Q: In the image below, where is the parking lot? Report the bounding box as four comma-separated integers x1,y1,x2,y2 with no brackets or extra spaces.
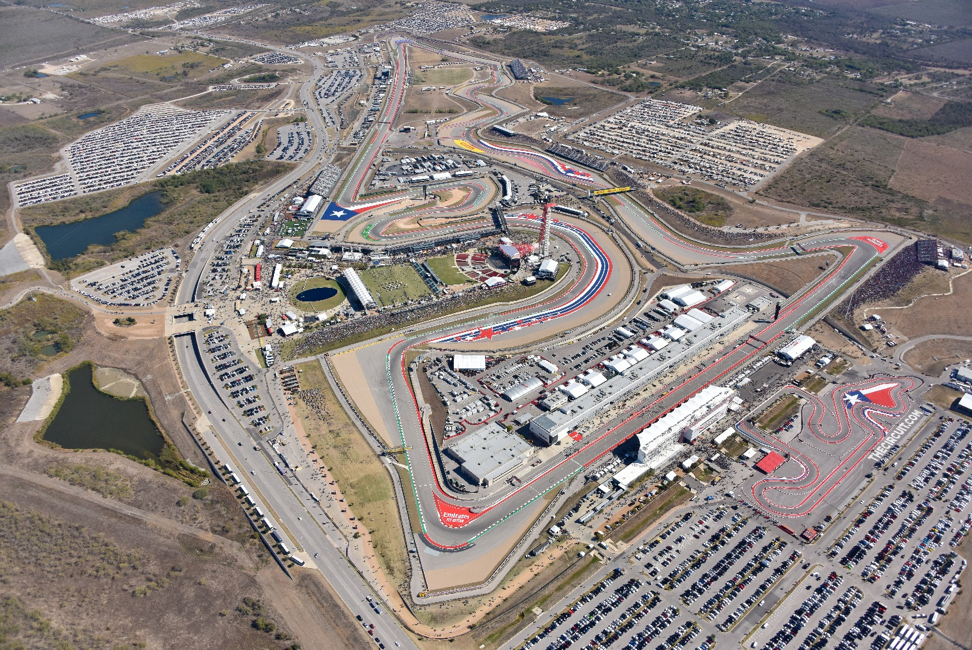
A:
267,123,312,162
200,327,282,435
13,103,231,207
71,247,179,306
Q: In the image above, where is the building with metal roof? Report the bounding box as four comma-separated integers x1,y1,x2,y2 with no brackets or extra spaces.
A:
342,267,377,309
560,380,589,400
777,335,815,361
635,385,735,469
530,307,749,445
502,376,544,402
453,354,486,371
674,290,706,308
445,422,534,486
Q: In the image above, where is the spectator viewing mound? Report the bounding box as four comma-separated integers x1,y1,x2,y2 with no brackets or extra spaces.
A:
835,242,922,321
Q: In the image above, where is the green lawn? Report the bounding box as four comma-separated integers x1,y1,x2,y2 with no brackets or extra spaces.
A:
359,264,432,307
425,256,470,285
290,277,346,312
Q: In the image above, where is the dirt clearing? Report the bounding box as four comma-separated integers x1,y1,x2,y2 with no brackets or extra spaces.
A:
902,338,972,377
729,253,836,296
873,269,972,339
889,139,972,206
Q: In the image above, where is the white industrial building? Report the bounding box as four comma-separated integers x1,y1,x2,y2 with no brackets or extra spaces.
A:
560,379,589,400
342,267,377,309
674,314,704,332
624,345,649,363
297,194,322,217
613,463,652,489
644,335,669,351
636,385,735,469
538,259,559,278
580,369,607,387
954,366,972,384
713,428,735,446
604,354,632,375
658,299,679,313
502,377,544,402
453,354,486,371
539,359,559,374
777,335,816,362
530,307,750,445
674,290,706,308
662,285,694,302
662,325,685,341
713,279,734,294
445,422,534,486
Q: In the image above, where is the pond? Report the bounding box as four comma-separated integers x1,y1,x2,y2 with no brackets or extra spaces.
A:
39,342,62,356
32,330,53,341
77,111,102,120
42,364,165,461
35,191,165,261
296,286,338,302
481,14,506,20
541,96,574,106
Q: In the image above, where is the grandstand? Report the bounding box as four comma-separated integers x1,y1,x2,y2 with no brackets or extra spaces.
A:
547,143,610,172
915,239,939,265
509,59,529,80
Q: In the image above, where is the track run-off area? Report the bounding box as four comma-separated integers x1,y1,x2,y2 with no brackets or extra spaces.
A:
295,38,919,591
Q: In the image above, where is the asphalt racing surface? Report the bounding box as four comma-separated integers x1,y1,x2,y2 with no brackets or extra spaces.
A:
170,27,918,625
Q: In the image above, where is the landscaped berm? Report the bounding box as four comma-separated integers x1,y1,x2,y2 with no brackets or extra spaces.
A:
291,277,346,312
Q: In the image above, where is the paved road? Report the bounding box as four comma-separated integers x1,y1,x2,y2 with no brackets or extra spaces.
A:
175,332,417,650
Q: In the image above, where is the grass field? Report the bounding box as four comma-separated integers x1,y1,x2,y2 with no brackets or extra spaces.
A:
106,52,228,81
425,255,471,285
359,264,432,307
291,277,346,312
757,395,801,431
654,186,733,227
280,263,571,359
293,360,408,588
414,67,473,86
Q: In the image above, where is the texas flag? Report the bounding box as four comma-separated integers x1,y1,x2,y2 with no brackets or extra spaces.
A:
843,382,898,409
320,202,360,221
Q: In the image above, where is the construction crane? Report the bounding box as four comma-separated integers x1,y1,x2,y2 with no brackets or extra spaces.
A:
540,202,553,258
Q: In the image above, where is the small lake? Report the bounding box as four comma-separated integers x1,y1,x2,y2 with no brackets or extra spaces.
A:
77,111,102,120
482,14,506,20
541,96,574,106
296,286,338,302
35,191,165,261
43,364,165,461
